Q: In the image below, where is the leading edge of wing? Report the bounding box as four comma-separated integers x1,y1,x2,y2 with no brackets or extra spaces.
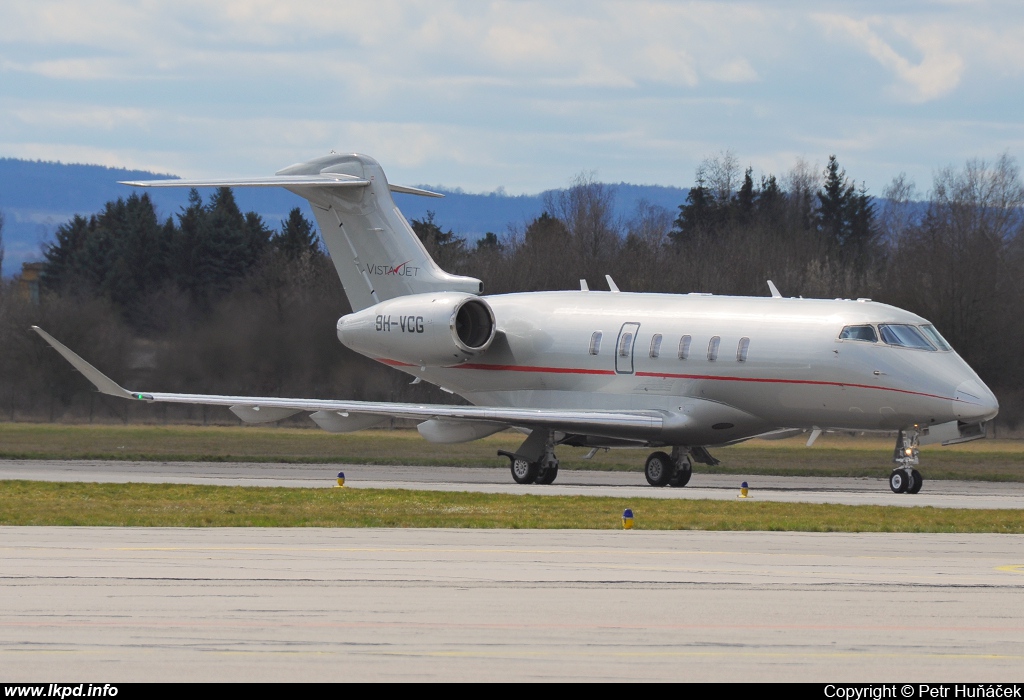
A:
30,327,663,435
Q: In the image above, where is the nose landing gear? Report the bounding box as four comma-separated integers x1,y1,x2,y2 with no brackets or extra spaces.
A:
891,429,924,494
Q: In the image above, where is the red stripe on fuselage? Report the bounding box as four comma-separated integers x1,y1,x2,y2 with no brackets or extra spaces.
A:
459,363,615,375
374,357,956,402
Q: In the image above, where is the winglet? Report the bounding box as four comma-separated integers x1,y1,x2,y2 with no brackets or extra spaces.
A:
767,280,782,298
30,326,136,399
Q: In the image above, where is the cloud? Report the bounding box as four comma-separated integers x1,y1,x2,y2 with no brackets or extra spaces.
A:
708,58,758,84
815,13,964,102
0,1,1022,196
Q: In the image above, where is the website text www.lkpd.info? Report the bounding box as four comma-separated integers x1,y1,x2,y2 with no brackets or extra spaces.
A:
4,686,117,698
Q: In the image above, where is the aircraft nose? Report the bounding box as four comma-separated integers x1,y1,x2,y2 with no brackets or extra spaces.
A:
953,379,999,422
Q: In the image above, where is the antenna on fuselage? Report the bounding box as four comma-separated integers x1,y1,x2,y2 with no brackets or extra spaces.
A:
767,280,782,298
580,279,590,291
605,275,620,293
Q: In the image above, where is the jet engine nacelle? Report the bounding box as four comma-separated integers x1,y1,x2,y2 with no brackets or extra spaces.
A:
336,292,496,367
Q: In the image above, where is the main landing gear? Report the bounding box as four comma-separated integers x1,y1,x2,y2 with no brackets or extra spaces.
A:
500,430,559,485
644,447,693,488
499,434,713,489
890,429,924,494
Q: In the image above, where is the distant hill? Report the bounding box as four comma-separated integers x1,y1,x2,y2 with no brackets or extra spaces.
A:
0,158,688,277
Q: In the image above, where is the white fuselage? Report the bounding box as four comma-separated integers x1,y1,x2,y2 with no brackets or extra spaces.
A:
357,291,998,446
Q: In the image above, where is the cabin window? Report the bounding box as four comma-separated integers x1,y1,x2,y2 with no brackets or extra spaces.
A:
678,335,691,360
919,324,952,351
618,333,634,357
589,331,603,355
839,325,877,342
737,337,750,362
649,334,663,358
879,324,935,350
707,336,721,361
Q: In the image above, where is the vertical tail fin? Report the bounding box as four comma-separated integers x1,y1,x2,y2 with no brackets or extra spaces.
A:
120,153,483,312
278,154,481,311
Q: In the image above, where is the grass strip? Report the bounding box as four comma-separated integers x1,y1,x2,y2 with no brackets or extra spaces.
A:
2,423,1024,481
1,480,1023,532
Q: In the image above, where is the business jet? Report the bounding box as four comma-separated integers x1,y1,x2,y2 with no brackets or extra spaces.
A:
32,153,999,494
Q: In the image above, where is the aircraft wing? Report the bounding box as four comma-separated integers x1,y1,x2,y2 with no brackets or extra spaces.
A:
31,327,665,438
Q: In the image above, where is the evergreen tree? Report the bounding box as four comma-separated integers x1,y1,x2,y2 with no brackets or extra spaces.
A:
95,193,170,310
815,156,876,270
671,178,714,243
817,155,854,249
736,167,755,223
411,211,466,270
523,212,569,247
845,182,877,271
272,208,320,260
475,231,502,252
42,214,94,292
756,174,784,222
173,187,263,302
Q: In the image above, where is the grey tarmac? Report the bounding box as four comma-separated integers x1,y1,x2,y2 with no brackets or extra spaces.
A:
0,527,1023,682
2,458,1024,509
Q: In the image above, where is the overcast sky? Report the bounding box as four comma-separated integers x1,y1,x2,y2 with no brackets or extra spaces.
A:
1,1,1022,195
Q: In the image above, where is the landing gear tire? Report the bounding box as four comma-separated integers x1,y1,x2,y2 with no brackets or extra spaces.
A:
907,469,923,494
511,457,539,484
669,459,692,488
536,462,559,485
645,451,673,487
889,470,909,494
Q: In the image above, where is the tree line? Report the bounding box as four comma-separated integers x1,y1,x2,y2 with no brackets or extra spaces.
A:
1,152,1023,431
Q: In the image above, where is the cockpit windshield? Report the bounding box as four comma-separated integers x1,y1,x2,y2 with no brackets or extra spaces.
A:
919,324,953,351
878,324,936,350
839,325,877,342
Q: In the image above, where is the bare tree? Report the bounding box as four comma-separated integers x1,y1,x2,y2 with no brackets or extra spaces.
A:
544,172,620,284
697,150,740,204
885,153,1024,385
879,173,920,245
616,200,673,291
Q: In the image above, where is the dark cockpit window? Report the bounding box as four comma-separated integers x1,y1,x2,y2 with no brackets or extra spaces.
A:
919,324,952,351
878,324,936,350
839,325,877,342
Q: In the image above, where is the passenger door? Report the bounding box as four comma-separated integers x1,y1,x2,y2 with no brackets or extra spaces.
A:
615,322,641,374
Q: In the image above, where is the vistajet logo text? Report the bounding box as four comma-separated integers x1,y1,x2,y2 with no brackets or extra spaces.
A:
365,261,419,277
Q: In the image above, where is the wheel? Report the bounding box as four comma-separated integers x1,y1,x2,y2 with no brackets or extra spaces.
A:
889,470,909,493
669,457,692,487
645,451,673,487
511,457,538,484
907,469,923,494
536,461,559,485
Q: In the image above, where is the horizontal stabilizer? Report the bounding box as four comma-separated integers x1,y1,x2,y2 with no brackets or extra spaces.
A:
388,184,444,198
119,174,370,188
120,175,444,198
